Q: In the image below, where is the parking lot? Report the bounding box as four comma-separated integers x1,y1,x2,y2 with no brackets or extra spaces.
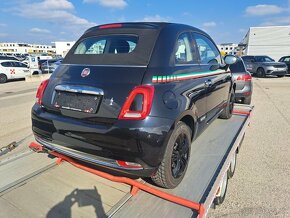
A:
0,77,290,217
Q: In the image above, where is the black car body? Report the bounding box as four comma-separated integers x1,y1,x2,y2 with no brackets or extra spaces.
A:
32,22,235,188
230,57,252,104
278,56,290,75
40,59,63,74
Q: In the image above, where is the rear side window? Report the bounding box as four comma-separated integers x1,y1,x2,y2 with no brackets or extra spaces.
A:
1,62,12,67
229,60,246,73
175,33,194,64
74,36,138,55
194,34,221,65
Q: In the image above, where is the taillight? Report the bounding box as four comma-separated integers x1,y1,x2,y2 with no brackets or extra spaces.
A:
36,79,49,105
118,85,154,120
237,74,252,81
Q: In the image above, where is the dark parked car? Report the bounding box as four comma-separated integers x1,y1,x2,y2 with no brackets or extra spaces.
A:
230,57,252,104
278,56,290,75
40,59,63,74
32,22,236,188
241,55,287,78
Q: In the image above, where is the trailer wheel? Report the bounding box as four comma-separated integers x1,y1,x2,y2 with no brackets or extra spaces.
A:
0,74,7,83
228,151,237,178
214,173,228,206
151,121,191,189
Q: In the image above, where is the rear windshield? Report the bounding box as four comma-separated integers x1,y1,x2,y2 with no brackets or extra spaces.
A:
63,29,160,66
229,59,246,73
74,36,138,55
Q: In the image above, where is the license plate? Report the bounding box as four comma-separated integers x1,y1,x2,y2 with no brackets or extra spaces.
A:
53,91,100,113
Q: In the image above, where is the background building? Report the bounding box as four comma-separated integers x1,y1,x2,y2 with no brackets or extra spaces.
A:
53,41,75,57
0,43,55,55
217,43,244,56
241,26,290,61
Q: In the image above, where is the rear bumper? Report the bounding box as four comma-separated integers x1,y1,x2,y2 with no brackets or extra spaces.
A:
32,104,174,177
235,84,252,99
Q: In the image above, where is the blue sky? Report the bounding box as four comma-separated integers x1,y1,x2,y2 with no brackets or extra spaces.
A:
0,0,289,45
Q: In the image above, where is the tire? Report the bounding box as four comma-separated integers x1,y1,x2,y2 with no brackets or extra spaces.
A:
277,75,285,78
0,74,7,83
219,88,234,119
256,68,265,78
214,173,229,205
228,151,237,179
243,96,251,105
151,121,191,188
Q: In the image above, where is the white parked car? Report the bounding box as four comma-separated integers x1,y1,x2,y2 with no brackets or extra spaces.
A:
0,60,30,83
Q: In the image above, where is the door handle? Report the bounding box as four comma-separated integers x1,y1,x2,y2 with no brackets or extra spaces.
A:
204,79,212,87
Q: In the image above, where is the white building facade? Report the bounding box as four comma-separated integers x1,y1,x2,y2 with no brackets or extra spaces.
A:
0,43,55,55
217,43,244,56
241,26,290,61
53,41,75,57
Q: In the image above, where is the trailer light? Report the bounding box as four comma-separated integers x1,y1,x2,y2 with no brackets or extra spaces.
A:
116,160,143,169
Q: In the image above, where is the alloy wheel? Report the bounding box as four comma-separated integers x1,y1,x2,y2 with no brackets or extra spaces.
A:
171,133,190,178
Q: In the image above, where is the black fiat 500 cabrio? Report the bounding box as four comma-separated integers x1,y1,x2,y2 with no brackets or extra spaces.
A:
32,22,236,188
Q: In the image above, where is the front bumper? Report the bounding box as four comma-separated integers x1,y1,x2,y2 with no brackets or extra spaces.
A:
32,104,174,177
264,66,287,76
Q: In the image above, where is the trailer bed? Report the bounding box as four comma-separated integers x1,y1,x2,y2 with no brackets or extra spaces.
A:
111,105,251,217
0,105,251,217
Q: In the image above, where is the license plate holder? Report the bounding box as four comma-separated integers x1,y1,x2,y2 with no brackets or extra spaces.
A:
53,91,100,113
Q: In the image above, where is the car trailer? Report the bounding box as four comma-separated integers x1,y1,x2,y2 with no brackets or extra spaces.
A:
29,104,253,218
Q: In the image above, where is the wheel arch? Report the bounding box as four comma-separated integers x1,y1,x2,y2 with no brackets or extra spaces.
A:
174,111,198,140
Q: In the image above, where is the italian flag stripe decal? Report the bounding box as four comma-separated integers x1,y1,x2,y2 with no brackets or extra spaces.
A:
152,69,228,83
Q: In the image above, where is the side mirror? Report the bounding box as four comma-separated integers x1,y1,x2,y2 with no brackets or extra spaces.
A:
224,55,237,65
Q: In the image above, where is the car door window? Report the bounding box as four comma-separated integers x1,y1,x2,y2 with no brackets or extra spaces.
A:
242,56,255,63
175,32,196,64
194,34,221,65
18,62,28,68
11,62,21,67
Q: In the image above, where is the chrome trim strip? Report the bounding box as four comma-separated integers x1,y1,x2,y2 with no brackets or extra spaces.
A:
55,84,104,96
61,63,147,68
35,137,143,171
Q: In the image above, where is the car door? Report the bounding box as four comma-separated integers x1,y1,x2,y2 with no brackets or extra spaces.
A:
11,62,29,78
170,32,208,131
1,61,14,79
280,57,290,73
18,62,31,76
193,33,231,123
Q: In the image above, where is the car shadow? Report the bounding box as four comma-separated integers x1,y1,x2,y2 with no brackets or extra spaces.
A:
46,186,108,218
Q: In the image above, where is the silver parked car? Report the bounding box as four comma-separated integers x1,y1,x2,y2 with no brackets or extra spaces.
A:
241,55,287,78
230,57,253,104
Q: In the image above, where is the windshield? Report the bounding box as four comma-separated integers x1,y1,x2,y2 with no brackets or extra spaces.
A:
255,56,274,62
